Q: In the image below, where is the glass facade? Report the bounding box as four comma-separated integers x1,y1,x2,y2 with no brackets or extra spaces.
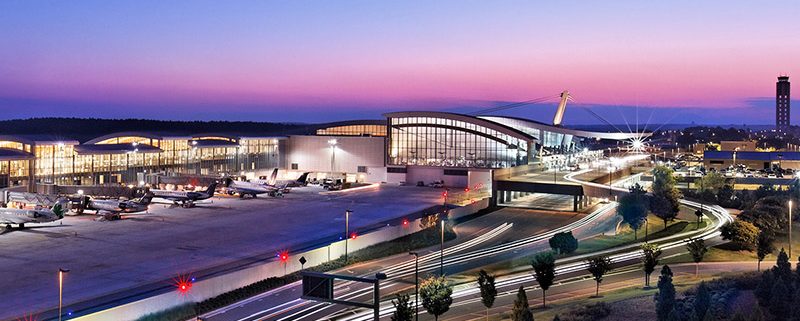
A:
316,124,387,137
0,135,282,188
387,114,533,168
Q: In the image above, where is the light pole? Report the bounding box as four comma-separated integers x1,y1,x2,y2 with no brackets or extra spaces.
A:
409,252,419,321
790,200,793,258
58,268,69,321
440,218,445,276
344,209,351,262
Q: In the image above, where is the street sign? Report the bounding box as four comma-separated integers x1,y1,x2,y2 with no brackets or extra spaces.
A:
300,271,387,320
302,273,333,300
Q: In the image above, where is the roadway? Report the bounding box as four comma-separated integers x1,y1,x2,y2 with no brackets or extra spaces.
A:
214,166,731,321
0,185,446,320
201,200,621,321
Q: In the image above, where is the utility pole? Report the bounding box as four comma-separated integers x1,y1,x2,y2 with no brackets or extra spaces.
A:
409,252,420,321
345,210,351,262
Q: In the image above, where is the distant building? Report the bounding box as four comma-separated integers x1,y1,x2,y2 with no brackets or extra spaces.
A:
777,75,791,127
720,141,756,152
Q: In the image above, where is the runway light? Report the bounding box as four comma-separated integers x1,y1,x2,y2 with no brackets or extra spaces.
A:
464,187,470,193
278,250,289,263
402,219,409,226
350,232,358,240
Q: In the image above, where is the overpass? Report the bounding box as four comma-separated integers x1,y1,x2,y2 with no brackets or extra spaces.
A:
491,160,648,211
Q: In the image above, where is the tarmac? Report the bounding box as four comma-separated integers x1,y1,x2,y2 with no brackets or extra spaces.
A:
0,184,445,319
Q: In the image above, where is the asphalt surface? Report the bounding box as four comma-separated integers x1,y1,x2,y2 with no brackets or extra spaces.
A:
201,201,621,321
0,185,445,320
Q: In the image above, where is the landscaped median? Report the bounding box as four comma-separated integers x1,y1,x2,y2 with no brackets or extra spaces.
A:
62,201,485,321
135,222,458,321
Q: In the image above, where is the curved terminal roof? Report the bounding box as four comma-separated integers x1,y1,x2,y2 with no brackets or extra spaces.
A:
74,143,162,155
0,148,35,161
84,132,167,145
190,139,239,148
384,111,536,142
478,115,652,141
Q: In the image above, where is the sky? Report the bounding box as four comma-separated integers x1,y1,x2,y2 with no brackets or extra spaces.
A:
0,1,798,125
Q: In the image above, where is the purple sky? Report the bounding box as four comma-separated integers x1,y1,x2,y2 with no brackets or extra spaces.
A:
0,1,798,124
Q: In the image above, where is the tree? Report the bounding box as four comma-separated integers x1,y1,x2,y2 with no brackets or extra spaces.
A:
694,208,704,229
617,184,649,240
655,265,675,321
586,256,613,297
511,286,534,321
419,276,453,321
391,294,414,321
531,251,556,308
641,243,663,288
720,220,760,251
773,248,792,281
685,238,707,276
757,231,776,271
651,166,681,229
696,171,726,194
548,231,578,255
651,194,680,229
694,282,711,321
477,270,497,320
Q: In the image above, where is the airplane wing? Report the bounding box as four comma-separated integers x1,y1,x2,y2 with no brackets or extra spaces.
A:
0,215,30,225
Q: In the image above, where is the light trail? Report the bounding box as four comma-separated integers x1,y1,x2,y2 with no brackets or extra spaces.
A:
335,168,732,321
261,203,617,320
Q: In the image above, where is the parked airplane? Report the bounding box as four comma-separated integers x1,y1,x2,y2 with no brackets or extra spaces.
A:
1,202,66,230
74,193,154,220
253,169,310,188
150,182,217,207
223,178,284,198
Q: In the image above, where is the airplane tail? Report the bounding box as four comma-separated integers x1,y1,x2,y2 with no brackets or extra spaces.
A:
51,202,66,219
205,182,218,196
223,177,234,187
297,172,310,185
269,168,278,186
137,192,154,205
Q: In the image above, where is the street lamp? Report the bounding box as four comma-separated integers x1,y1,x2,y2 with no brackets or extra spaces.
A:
344,210,351,262
408,252,420,321
58,268,69,321
790,200,793,258
440,218,445,276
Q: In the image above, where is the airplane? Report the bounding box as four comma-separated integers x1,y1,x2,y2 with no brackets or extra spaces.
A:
223,178,285,198
253,169,310,189
150,182,217,207
1,202,66,230
75,193,155,220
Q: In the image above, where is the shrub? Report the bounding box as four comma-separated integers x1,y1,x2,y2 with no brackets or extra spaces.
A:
549,231,579,254
135,303,196,321
558,302,611,321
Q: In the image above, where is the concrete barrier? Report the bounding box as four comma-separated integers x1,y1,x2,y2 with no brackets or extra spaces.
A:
71,199,489,320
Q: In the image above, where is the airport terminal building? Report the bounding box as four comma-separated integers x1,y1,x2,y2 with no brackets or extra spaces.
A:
0,112,645,192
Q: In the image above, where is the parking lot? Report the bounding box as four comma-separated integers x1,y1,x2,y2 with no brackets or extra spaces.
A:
0,185,445,319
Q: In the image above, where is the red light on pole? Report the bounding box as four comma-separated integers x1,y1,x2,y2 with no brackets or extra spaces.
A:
278,250,289,263
173,274,193,294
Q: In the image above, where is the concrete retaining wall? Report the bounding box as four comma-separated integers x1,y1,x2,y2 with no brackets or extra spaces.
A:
72,199,489,320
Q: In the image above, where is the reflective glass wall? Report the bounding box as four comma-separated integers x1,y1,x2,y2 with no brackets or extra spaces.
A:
388,116,531,168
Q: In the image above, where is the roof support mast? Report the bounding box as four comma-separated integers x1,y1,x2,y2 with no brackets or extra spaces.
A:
552,90,571,126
